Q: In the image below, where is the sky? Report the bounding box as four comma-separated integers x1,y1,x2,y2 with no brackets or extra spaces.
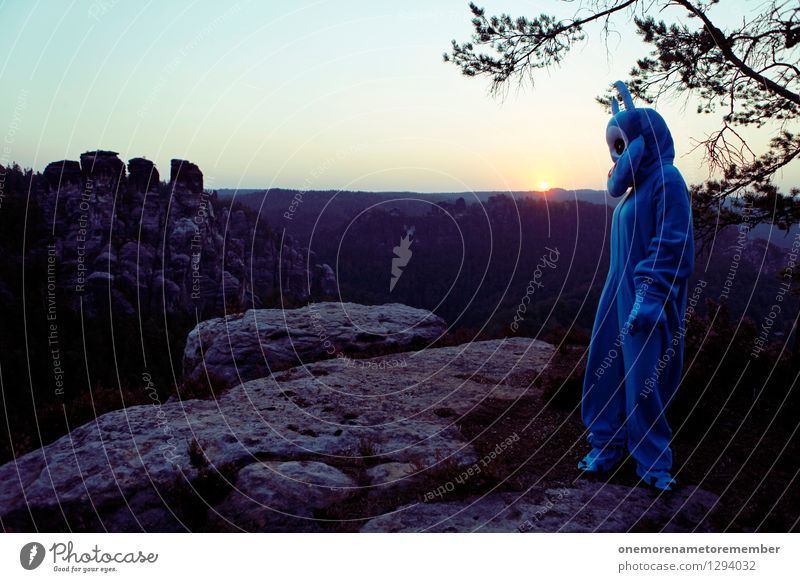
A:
0,0,796,193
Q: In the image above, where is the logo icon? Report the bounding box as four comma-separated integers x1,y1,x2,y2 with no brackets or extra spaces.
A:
20,542,46,570
390,225,415,292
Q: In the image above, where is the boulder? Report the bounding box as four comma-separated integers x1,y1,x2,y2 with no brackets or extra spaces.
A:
209,461,356,532
181,302,448,387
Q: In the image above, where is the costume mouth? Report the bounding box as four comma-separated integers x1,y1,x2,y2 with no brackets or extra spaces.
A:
608,163,616,178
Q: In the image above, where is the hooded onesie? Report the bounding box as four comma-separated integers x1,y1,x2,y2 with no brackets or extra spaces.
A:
580,81,695,481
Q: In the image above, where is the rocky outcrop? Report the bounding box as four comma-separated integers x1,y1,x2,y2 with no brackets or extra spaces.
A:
182,302,448,386
26,152,336,315
43,160,82,188
313,264,336,295
80,150,125,182
128,157,159,192
170,158,203,192
0,331,719,532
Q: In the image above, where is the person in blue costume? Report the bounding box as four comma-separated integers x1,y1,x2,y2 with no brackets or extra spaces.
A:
578,81,695,492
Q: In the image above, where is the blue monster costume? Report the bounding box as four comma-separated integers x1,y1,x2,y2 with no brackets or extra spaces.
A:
578,81,694,491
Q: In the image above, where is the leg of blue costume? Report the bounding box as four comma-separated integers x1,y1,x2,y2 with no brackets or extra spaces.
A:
579,82,694,491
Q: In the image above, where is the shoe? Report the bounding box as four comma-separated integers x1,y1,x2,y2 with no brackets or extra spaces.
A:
636,465,677,491
577,446,625,473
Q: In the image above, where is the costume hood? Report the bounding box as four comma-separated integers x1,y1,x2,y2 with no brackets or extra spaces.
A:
606,81,675,197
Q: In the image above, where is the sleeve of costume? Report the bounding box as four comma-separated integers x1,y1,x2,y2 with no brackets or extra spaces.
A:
633,171,694,305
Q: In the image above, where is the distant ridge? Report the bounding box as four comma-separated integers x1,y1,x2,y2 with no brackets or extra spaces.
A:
216,187,795,249
217,187,613,205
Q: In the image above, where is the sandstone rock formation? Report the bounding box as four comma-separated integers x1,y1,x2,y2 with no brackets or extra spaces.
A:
80,150,125,182
170,158,203,192
182,302,448,386
43,160,83,188
27,152,336,315
0,331,719,532
128,157,160,192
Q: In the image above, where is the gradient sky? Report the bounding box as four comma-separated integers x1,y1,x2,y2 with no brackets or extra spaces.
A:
0,0,796,192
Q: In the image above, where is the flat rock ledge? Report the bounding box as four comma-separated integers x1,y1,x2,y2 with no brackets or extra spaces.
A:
360,481,718,533
0,334,719,532
182,302,448,386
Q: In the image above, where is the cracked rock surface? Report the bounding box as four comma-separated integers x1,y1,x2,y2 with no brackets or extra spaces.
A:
0,322,718,532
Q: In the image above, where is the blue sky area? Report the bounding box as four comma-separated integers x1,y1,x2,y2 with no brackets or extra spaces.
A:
0,0,796,193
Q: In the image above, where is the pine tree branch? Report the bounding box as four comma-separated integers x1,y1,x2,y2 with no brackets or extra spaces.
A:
674,0,800,105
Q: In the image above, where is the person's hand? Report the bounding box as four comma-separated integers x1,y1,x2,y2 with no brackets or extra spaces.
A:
626,301,666,336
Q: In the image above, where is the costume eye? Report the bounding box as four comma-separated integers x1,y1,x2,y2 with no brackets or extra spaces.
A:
606,124,627,159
